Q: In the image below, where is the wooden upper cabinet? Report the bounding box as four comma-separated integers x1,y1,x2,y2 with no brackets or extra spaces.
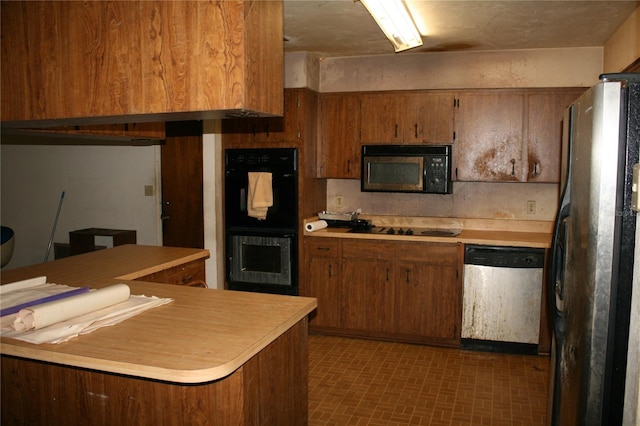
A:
360,91,455,144
317,93,361,178
360,93,403,143
526,89,585,182
454,91,525,182
454,88,585,183
402,92,455,143
1,1,283,127
222,90,302,145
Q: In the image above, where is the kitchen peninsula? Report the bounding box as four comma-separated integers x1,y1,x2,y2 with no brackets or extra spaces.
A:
1,245,317,424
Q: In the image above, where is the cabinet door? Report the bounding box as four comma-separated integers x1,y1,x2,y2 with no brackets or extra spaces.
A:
342,258,394,333
394,261,424,335
454,92,525,181
302,238,341,328
526,89,585,182
307,257,341,328
403,92,455,144
360,92,455,144
360,93,403,143
317,93,361,178
394,244,460,340
416,261,459,340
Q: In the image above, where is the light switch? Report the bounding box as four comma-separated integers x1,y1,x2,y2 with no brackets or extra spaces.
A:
144,185,154,197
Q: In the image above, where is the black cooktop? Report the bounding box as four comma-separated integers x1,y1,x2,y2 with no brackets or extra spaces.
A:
349,226,462,237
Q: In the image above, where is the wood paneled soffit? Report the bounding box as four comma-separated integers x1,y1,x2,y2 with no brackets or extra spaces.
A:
1,1,284,129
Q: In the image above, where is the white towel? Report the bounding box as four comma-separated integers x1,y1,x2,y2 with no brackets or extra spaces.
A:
247,172,273,220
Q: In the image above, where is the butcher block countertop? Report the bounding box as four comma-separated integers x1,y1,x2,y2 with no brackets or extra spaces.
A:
0,245,317,384
305,215,554,248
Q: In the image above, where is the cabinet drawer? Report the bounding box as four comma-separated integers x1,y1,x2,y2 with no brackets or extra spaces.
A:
394,242,459,264
305,238,339,257
342,239,399,260
137,259,206,287
343,240,459,264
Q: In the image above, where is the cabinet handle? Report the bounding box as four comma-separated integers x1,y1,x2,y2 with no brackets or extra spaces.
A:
347,159,351,173
531,161,540,177
511,159,516,176
328,264,333,278
251,123,256,137
386,268,390,281
394,124,399,138
414,124,418,139
405,269,410,283
181,275,193,284
317,247,330,251
266,123,270,137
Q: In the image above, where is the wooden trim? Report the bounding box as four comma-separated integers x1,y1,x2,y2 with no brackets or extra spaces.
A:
623,57,640,73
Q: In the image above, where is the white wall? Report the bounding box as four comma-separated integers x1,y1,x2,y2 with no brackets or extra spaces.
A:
604,6,640,73
1,143,161,269
319,47,603,92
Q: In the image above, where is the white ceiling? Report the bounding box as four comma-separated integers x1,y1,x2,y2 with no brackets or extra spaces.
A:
283,0,639,58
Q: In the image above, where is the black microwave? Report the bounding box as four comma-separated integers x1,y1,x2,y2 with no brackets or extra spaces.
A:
361,144,452,194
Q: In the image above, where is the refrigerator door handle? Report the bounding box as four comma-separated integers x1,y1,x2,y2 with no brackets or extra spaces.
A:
550,203,570,325
549,201,569,426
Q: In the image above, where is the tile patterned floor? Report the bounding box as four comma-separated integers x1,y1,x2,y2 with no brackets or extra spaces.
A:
308,334,550,425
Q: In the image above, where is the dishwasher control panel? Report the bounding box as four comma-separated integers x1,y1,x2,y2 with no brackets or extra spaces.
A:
464,245,544,268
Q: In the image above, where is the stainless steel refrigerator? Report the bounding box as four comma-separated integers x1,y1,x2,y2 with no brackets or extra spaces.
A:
549,73,640,425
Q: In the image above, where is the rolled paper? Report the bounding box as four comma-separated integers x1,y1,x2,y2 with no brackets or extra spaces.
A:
13,284,131,331
0,286,90,317
305,220,328,232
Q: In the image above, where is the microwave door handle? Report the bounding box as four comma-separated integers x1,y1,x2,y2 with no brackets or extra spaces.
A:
423,160,428,191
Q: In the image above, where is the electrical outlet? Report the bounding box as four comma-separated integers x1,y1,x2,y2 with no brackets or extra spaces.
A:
527,200,536,214
144,185,154,197
335,195,344,208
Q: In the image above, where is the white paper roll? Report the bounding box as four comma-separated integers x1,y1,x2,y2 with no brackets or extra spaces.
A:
13,284,131,331
306,220,328,232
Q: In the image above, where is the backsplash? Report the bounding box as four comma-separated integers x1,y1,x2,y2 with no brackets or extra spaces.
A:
326,179,559,221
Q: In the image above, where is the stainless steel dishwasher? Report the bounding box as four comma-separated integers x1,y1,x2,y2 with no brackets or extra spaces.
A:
461,244,545,354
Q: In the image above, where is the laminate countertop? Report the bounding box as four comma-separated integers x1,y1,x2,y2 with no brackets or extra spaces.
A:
0,245,317,384
304,216,554,249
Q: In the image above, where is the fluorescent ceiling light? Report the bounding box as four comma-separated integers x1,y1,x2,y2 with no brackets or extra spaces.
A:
360,0,423,52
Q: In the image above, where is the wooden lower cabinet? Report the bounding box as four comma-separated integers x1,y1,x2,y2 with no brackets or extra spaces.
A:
342,257,395,333
306,239,341,328
308,257,341,326
394,260,459,341
302,237,462,347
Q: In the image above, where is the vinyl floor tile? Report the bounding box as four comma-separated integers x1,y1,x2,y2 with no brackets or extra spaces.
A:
309,335,549,425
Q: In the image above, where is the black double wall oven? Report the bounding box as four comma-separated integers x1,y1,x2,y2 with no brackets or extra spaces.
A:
224,148,299,295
